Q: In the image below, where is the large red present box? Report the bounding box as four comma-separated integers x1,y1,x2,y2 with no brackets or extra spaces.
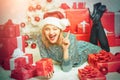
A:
78,65,106,80
11,64,36,80
0,37,17,58
88,50,120,74
36,58,53,76
101,12,115,33
0,19,20,38
0,36,25,58
65,8,91,33
76,34,90,42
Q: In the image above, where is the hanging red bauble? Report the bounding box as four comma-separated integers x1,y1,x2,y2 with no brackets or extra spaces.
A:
36,4,41,10
100,67,108,75
28,6,34,11
34,16,40,22
47,0,52,3
25,42,28,47
31,43,36,49
20,22,26,28
24,35,29,40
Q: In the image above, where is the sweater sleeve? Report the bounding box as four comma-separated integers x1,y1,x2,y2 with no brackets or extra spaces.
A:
61,33,77,72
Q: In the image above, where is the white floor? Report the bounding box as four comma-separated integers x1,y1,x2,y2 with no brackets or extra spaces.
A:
0,46,120,80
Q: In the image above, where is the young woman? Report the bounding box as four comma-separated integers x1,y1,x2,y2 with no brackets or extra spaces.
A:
37,17,102,73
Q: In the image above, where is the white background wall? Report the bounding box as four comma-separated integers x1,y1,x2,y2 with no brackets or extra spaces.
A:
0,0,120,24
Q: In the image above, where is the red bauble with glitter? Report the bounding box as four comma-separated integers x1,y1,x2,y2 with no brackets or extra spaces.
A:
25,42,28,47
31,43,36,49
36,4,41,10
20,22,26,28
47,0,52,3
24,35,29,40
34,16,40,22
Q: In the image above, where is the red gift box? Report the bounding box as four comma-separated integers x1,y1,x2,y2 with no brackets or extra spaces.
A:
106,33,116,47
11,64,36,80
36,58,53,76
78,65,106,80
78,2,86,9
0,36,25,58
76,34,90,42
3,57,27,70
77,21,91,34
65,8,91,33
101,12,115,33
0,37,17,58
2,53,33,70
88,50,120,74
0,19,20,38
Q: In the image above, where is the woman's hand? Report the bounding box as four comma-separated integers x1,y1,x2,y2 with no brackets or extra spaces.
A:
62,31,70,50
62,31,70,60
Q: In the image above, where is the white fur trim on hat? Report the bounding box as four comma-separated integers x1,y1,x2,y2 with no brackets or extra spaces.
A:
39,17,70,30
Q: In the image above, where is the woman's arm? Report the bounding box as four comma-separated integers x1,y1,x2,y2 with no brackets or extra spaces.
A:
61,32,77,72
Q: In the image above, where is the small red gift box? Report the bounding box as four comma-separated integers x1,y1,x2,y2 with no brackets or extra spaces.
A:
3,57,27,70
88,50,120,74
78,65,106,80
2,53,33,70
77,21,91,34
11,64,36,80
0,19,20,38
36,58,53,76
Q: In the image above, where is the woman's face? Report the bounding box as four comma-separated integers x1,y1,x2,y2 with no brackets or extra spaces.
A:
43,24,61,44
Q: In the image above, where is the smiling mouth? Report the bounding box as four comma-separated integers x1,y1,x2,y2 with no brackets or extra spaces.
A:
49,34,56,41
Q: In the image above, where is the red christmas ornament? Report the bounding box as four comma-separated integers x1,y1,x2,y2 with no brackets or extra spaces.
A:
31,43,36,49
47,0,52,3
34,16,40,22
36,4,41,10
100,67,108,75
20,22,26,28
25,42,28,47
24,35,29,40
28,6,34,11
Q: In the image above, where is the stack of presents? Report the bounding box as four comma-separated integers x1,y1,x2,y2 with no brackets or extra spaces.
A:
0,2,120,80
62,2,120,47
0,19,54,80
62,2,120,79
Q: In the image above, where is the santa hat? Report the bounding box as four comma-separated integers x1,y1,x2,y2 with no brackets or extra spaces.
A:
39,17,70,30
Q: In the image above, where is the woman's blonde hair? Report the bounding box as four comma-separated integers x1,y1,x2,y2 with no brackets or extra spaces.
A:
41,24,63,48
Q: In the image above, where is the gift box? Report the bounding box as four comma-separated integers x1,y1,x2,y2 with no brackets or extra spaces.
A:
2,48,33,70
36,58,53,76
3,57,27,70
11,64,36,80
77,21,91,34
0,19,20,38
78,65,106,80
88,50,120,74
65,8,91,33
0,36,25,58
0,37,17,58
76,34,90,42
101,12,115,33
